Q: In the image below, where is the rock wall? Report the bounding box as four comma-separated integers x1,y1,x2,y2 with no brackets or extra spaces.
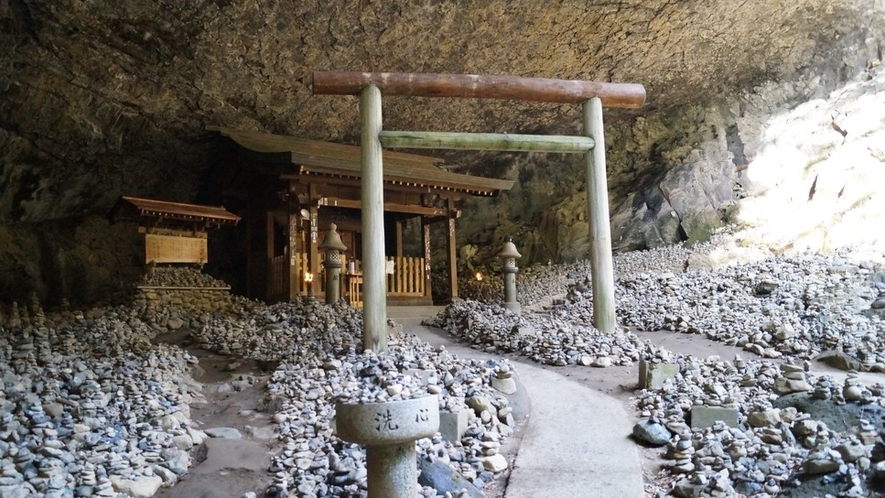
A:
457,22,884,263
0,218,143,306
1,0,884,302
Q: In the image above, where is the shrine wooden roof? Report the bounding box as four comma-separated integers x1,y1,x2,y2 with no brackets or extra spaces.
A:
209,126,514,196
109,196,241,228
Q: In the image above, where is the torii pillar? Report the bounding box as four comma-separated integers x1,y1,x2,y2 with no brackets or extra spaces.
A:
314,72,645,339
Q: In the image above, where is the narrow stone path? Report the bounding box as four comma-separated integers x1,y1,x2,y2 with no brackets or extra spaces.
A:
390,307,646,498
153,330,280,498
503,360,645,498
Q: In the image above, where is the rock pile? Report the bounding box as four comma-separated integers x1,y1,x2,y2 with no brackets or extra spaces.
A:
0,292,518,498
134,267,236,314
138,267,230,288
434,232,885,497
0,301,203,498
424,299,648,367
458,261,588,309
194,299,518,497
616,249,885,365
633,353,885,497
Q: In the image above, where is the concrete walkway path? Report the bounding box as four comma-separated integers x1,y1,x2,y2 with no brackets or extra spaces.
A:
503,360,645,498
389,307,646,498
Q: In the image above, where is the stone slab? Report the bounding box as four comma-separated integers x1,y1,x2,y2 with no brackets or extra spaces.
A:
690,406,740,429
439,408,469,443
638,360,679,390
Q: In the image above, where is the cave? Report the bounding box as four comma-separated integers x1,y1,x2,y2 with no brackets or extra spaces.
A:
1,1,884,497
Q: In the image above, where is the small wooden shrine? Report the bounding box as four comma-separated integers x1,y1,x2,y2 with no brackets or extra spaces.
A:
210,126,514,305
109,196,241,265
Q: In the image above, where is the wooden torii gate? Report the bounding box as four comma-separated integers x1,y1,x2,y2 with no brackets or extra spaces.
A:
312,71,646,351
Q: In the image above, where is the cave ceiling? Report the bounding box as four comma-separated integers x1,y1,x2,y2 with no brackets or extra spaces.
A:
0,0,876,222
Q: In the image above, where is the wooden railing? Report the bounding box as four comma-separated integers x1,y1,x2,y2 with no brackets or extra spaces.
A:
347,275,363,308
386,256,425,297
280,253,424,306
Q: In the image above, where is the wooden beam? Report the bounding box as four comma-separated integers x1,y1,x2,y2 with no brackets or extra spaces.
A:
318,196,448,216
584,97,616,334
313,71,646,109
283,176,483,200
379,131,595,153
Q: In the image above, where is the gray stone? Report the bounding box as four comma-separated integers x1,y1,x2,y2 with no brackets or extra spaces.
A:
803,455,841,475
439,409,469,443
336,396,439,446
754,280,779,295
671,478,705,498
109,475,163,498
480,453,508,472
773,377,813,394
690,406,740,429
816,350,862,371
417,459,483,498
466,395,496,418
639,360,679,389
42,403,64,419
491,376,517,394
836,442,868,463
187,427,208,445
513,325,536,338
151,465,178,485
161,447,190,475
632,419,672,446
0,485,33,498
747,409,781,428
171,434,194,450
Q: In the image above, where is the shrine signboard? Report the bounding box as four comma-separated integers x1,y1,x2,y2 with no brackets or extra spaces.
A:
144,233,208,264
109,195,239,267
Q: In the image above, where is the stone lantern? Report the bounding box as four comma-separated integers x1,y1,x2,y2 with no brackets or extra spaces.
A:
319,223,347,304
497,235,522,314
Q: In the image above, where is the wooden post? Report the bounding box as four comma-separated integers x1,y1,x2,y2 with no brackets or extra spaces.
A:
313,71,646,108
395,220,403,258
287,182,298,300
395,219,404,296
245,203,254,298
266,212,274,301
309,183,319,300
584,97,616,334
446,198,458,301
361,84,387,353
422,218,432,300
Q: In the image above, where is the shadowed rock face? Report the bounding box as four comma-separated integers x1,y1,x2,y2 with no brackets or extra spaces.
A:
0,0,882,304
